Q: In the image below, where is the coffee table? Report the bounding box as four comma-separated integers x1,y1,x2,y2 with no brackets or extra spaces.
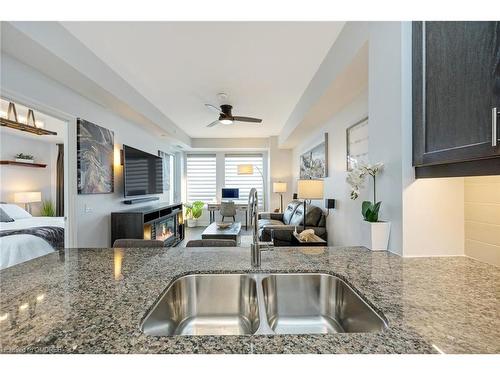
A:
201,222,242,245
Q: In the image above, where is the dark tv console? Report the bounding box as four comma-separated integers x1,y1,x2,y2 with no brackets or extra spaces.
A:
111,202,184,247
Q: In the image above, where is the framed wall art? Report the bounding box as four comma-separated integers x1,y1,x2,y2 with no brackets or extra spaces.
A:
346,117,368,171
299,133,328,179
77,118,114,194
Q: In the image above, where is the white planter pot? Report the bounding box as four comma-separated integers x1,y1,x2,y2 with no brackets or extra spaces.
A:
16,158,34,163
187,218,198,228
361,221,391,251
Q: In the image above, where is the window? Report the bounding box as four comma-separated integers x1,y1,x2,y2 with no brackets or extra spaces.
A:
224,154,264,208
159,151,174,203
186,154,217,203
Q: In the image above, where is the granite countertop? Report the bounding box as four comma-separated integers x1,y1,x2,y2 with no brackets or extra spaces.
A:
0,246,498,354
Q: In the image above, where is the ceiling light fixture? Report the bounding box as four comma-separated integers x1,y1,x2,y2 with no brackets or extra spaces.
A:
0,102,56,136
219,119,233,125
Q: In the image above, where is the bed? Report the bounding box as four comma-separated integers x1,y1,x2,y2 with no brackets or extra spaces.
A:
0,204,65,270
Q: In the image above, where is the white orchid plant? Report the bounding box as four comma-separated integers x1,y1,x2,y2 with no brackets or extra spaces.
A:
346,162,384,222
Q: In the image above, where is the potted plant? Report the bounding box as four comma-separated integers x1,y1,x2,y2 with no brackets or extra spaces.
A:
184,201,204,227
346,162,391,251
40,200,56,217
15,153,35,163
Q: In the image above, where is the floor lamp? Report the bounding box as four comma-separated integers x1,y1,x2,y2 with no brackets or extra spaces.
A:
297,179,324,231
273,182,287,213
238,164,265,210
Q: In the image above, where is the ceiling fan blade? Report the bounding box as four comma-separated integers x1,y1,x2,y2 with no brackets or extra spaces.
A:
232,116,262,123
204,103,223,114
206,120,220,127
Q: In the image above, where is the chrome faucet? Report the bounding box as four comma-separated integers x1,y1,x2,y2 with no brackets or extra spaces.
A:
248,188,273,267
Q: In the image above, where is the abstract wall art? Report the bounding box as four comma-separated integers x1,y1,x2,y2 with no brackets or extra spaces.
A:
77,118,114,194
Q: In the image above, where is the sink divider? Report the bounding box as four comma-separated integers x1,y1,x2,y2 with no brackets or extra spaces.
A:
252,274,275,335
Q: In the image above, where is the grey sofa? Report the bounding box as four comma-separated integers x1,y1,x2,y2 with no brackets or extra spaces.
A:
258,200,327,246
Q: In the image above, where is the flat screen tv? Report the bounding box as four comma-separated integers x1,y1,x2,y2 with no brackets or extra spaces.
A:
222,188,239,199
123,145,163,197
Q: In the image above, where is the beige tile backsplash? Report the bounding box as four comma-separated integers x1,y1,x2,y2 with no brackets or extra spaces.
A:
464,176,500,266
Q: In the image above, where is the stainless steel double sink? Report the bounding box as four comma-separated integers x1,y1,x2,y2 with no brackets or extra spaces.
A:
141,273,387,336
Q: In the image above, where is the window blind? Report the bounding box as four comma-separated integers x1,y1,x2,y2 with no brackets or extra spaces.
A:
186,154,217,203
224,154,264,208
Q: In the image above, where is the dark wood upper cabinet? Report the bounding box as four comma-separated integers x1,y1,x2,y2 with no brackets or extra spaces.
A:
413,21,500,177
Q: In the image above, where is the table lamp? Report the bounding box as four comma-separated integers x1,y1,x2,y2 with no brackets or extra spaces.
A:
14,191,41,214
273,182,287,213
297,180,324,231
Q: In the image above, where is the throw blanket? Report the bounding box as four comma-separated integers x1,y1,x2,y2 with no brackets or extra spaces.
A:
0,226,64,249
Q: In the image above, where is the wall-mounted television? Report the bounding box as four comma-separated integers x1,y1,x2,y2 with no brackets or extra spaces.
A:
123,145,163,197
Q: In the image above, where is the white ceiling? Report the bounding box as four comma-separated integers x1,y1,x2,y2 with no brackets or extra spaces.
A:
61,22,344,139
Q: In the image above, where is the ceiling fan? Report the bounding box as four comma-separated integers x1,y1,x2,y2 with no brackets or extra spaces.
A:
204,103,262,127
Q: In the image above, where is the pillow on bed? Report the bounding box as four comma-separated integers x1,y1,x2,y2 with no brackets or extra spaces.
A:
0,204,32,219
0,207,14,222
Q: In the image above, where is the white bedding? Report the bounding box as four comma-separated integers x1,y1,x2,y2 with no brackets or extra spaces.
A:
0,217,65,270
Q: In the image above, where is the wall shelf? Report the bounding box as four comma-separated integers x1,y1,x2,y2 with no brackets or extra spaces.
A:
0,160,47,168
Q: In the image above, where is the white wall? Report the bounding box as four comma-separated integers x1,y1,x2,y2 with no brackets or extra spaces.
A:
290,21,409,254
268,136,293,212
289,22,466,256
190,138,269,149
292,91,368,246
403,178,465,256
1,53,180,247
0,133,58,216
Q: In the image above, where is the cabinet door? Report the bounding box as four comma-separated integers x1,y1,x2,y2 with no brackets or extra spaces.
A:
413,21,500,166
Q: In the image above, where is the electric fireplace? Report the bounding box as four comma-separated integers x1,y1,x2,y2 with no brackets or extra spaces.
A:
154,216,175,242
150,214,179,246
111,203,184,247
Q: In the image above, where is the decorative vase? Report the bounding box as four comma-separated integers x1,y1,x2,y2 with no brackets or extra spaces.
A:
187,218,197,228
362,220,391,251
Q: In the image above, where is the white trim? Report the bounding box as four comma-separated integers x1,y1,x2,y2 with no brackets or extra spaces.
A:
1,89,77,248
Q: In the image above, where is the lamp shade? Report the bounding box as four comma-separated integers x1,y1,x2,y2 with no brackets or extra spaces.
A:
297,180,324,200
273,182,287,193
237,164,254,175
14,191,41,204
